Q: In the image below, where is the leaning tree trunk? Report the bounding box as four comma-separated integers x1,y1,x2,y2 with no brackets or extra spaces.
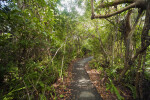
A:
135,2,150,100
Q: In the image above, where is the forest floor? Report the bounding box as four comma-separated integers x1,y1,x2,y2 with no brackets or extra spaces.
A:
52,57,132,100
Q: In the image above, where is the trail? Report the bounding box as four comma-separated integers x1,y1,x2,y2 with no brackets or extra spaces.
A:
70,57,102,100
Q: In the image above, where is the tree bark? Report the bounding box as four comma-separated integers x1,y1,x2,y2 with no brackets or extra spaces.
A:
118,9,143,81
97,0,134,8
136,2,150,99
118,11,132,81
135,55,142,100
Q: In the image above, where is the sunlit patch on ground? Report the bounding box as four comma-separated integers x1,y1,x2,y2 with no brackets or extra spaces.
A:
79,91,95,98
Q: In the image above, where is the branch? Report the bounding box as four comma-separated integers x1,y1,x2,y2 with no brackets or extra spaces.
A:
91,0,95,19
90,34,110,61
36,44,64,85
94,2,136,19
105,18,115,25
97,0,133,8
125,10,132,30
127,9,143,39
23,80,31,100
132,41,150,62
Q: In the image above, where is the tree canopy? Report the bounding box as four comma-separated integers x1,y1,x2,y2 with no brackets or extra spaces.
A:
0,0,150,100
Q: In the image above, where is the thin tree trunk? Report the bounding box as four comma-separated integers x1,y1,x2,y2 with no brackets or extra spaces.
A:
135,54,142,100
60,37,67,79
95,21,110,62
139,53,146,100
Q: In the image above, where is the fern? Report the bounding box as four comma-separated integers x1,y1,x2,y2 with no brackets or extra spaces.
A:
126,84,136,99
108,78,124,100
3,87,26,100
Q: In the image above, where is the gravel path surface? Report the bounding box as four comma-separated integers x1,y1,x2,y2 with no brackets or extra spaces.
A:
70,57,102,100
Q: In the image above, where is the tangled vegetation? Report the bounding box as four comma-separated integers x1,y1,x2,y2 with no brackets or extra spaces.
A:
0,0,150,100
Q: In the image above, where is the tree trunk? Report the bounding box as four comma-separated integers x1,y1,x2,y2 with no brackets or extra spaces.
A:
118,8,143,81
135,55,142,100
95,21,109,62
136,2,150,100
118,11,132,81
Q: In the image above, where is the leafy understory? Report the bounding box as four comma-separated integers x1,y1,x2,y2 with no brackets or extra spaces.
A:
0,0,150,100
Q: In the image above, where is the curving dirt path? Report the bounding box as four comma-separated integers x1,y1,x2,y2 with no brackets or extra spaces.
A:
70,57,102,100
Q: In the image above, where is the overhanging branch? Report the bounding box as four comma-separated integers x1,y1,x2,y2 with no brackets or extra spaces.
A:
97,0,133,8
94,3,136,19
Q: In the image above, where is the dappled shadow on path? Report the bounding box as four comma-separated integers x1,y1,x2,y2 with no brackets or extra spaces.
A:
69,57,102,100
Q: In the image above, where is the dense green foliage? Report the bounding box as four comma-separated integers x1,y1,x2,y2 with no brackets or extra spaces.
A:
0,0,85,99
0,0,150,100
88,0,150,100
